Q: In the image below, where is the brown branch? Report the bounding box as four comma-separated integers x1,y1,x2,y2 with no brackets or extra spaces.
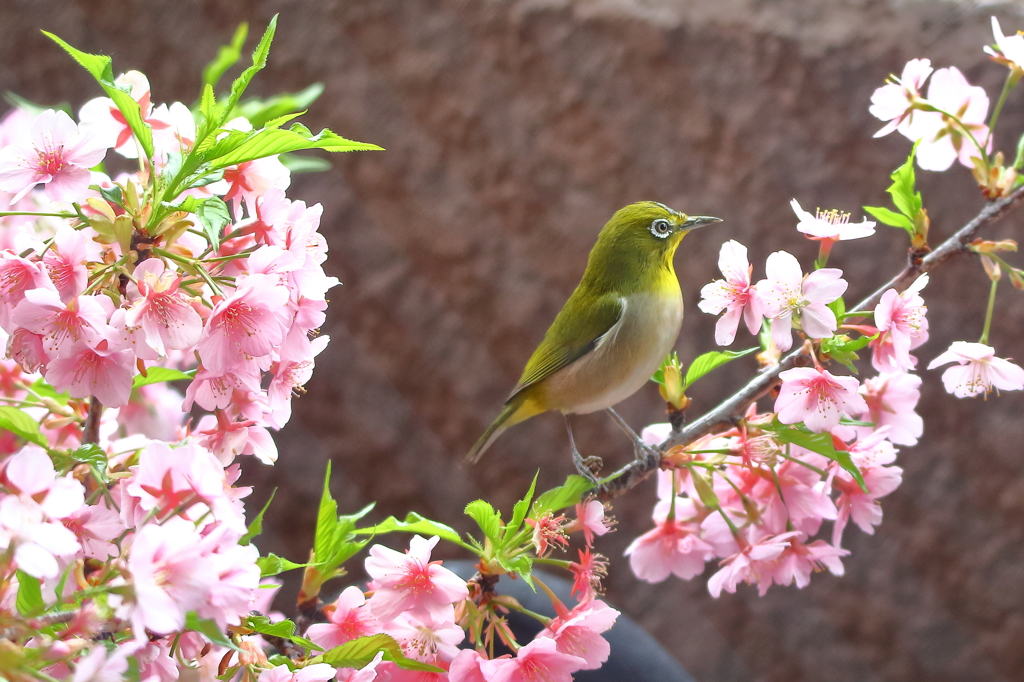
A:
82,397,103,445
596,182,1024,500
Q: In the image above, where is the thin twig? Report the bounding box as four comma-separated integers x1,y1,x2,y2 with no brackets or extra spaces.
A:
596,182,1024,500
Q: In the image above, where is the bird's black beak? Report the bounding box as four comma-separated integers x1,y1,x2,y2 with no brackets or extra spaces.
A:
681,215,723,231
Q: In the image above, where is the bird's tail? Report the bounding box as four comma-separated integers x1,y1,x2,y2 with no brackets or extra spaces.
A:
466,396,543,463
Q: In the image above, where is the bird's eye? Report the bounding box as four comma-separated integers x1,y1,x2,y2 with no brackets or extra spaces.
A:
649,218,672,238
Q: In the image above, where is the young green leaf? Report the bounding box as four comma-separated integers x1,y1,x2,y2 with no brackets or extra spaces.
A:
313,462,339,564
353,512,464,548
888,144,923,219
222,15,278,120
237,82,325,128
532,475,593,516
15,570,44,617
863,205,913,232
0,406,48,448
205,125,382,169
68,443,108,469
503,472,538,542
203,22,248,90
244,615,324,652
683,348,757,389
774,427,867,492
688,466,720,509
194,196,231,252
465,500,503,544
132,367,194,388
41,32,155,159
185,613,239,650
240,490,276,546
256,553,305,577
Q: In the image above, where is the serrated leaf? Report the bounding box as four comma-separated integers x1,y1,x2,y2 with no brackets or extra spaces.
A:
353,512,462,546
683,348,757,389
314,462,339,563
0,406,48,448
244,615,324,652
15,570,44,617
863,205,913,232
256,554,305,577
240,490,276,546
206,125,382,169
775,427,867,492
203,22,248,89
827,297,846,323
223,16,278,119
195,197,230,252
497,553,534,588
888,144,922,219
279,153,332,174
314,633,399,667
42,32,154,159
532,475,592,516
185,612,239,650
132,366,194,388
503,472,538,543
69,443,108,469
98,185,124,206
465,500,503,543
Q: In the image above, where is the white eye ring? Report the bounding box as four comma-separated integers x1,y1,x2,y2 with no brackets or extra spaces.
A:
650,218,672,238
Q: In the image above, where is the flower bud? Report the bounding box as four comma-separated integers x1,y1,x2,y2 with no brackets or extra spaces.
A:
237,639,267,666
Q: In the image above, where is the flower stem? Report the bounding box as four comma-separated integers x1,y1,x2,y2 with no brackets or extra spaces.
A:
0,211,74,218
979,277,999,345
987,71,1016,154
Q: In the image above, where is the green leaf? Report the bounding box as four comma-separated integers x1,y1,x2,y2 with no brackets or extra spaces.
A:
28,377,70,405
465,500,503,543
237,82,325,128
185,612,239,650
69,443,108,469
194,196,231,252
223,16,278,119
279,153,332,174
203,22,248,89
888,143,922,219
683,348,757,389
503,472,538,543
496,552,534,588
98,184,124,207
206,125,382,169
15,570,44,617
244,615,324,652
0,406,48,448
42,32,155,159
532,475,593,516
353,512,463,546
256,554,305,577
314,462,339,564
312,633,442,671
240,490,276,546
827,297,846,323
774,427,867,492
863,205,913,232
132,366,194,388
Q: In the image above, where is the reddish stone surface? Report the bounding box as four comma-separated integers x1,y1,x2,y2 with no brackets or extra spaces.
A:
4,1,1024,680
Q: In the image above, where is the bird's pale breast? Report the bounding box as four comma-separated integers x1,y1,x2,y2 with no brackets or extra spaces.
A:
541,285,683,414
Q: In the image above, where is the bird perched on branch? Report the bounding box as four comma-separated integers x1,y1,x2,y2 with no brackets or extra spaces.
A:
467,202,722,481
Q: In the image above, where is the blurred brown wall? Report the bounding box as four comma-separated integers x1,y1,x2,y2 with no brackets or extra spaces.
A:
4,1,1024,680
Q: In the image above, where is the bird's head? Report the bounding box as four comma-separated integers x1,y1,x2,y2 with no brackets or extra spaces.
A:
590,201,722,274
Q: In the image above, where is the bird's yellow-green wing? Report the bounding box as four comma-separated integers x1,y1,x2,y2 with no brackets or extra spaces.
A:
508,292,625,401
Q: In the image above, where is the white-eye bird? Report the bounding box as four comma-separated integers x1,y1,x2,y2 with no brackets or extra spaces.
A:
467,202,722,479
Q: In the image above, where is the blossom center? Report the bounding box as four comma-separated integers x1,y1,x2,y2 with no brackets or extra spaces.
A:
36,146,68,176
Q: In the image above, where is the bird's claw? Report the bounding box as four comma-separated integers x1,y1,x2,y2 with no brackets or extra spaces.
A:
572,450,603,484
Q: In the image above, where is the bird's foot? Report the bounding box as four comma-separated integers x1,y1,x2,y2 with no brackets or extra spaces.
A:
572,449,603,484
633,441,662,465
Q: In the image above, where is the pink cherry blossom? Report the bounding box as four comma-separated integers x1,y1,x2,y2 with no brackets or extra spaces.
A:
927,341,1024,397
490,635,586,682
124,259,203,355
566,499,611,547
124,516,217,635
871,275,929,373
196,528,261,629
984,17,1024,72
869,58,934,138
748,458,837,535
771,537,848,589
907,66,990,171
258,663,338,682
364,535,469,623
306,585,379,650
0,495,81,578
0,253,54,331
5,327,47,372
831,431,904,546
196,273,289,373
383,611,465,664
855,373,923,446
707,530,801,597
568,548,608,602
0,109,108,203
63,503,122,559
540,599,619,670
775,367,869,433
13,288,112,358
698,239,763,345
43,225,101,303
756,251,847,351
195,412,279,465
45,339,135,407
791,199,875,241
625,504,714,583
450,650,510,682
266,332,330,428
71,642,142,682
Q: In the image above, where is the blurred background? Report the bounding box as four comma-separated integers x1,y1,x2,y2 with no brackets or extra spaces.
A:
4,1,1024,680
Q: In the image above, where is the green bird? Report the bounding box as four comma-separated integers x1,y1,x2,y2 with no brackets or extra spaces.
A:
467,201,722,479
